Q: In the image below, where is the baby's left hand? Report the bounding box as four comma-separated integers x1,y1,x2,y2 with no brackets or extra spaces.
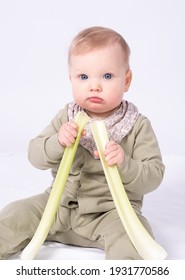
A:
94,141,125,167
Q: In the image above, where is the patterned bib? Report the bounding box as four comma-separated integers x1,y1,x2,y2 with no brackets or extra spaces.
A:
68,100,139,157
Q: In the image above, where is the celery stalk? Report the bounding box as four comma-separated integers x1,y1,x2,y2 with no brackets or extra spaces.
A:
21,112,89,260
91,120,167,260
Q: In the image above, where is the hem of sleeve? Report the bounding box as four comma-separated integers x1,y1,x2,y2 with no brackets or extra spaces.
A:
118,154,140,184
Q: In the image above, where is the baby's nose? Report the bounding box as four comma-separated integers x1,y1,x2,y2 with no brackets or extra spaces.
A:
89,79,102,92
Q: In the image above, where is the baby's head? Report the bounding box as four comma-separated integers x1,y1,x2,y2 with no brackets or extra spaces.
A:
68,26,130,71
68,26,132,119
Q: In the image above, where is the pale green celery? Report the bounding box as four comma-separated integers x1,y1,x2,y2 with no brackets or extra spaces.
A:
21,112,89,260
91,120,167,260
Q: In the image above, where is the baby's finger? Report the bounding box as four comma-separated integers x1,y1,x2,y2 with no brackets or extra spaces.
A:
81,129,86,137
66,121,78,137
94,150,100,159
105,150,117,162
105,141,118,155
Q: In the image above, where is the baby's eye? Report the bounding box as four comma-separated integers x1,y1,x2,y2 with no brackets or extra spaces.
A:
80,74,88,80
103,73,112,79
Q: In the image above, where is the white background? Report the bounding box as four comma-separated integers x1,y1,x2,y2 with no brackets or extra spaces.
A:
0,0,185,262
0,0,185,156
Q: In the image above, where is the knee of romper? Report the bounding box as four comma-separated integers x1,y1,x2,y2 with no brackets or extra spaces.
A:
101,209,154,260
0,193,48,230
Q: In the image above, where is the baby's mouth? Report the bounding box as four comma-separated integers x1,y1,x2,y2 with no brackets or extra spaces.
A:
88,97,104,103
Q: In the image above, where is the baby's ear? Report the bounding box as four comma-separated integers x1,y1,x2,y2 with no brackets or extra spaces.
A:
124,70,132,92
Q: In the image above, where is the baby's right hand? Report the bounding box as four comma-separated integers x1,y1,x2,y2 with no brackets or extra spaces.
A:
58,121,78,147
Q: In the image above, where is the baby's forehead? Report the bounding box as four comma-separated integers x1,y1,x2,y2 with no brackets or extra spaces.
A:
69,47,128,75
69,43,127,67
69,43,126,62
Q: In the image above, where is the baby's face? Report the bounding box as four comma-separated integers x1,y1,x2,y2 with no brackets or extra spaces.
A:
69,43,132,119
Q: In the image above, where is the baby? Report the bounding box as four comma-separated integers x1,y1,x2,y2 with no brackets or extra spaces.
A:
0,26,165,259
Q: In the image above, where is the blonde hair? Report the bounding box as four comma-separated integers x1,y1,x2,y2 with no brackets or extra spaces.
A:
68,26,131,69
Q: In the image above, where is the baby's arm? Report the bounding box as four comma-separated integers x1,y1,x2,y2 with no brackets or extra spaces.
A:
95,116,165,197
28,106,69,170
118,116,165,196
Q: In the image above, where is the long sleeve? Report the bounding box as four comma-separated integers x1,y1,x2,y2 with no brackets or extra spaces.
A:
28,106,68,170
118,115,165,197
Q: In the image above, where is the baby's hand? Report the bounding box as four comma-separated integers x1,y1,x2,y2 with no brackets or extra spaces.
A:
58,121,78,147
94,141,125,167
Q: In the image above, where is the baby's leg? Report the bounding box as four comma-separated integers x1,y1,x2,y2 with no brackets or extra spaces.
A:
90,208,154,260
0,192,48,259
